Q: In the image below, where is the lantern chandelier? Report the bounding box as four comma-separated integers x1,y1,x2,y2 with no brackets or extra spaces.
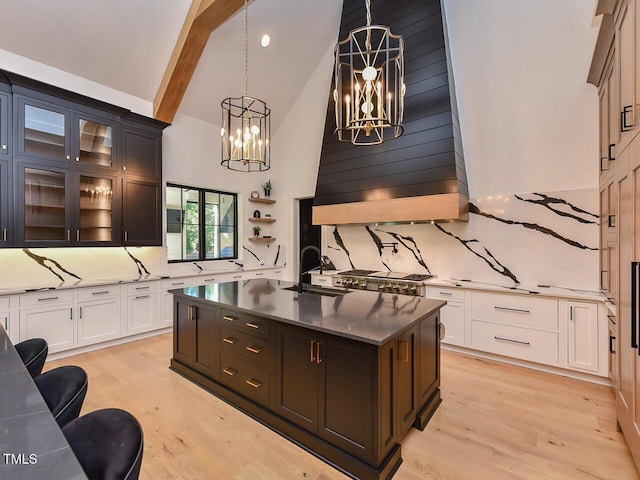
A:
221,0,270,171
333,0,405,145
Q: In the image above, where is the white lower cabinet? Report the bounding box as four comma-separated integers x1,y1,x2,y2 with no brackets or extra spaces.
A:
427,287,466,346
126,282,156,334
567,301,599,372
19,291,75,353
0,296,9,333
77,286,121,346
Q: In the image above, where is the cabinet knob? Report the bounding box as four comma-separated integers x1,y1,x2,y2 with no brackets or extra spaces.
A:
66,155,70,160
75,156,79,162
1,144,6,150
123,166,127,171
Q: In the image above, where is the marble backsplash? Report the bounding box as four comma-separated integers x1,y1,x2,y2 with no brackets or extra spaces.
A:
322,188,599,292
0,243,285,291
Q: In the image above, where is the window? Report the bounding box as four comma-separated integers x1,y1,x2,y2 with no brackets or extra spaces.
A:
166,184,237,262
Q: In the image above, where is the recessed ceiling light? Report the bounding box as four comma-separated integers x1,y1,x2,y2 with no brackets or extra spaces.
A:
261,34,271,47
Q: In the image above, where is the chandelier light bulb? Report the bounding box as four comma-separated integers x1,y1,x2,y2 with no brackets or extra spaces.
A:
251,125,260,135
220,128,225,137
261,34,270,47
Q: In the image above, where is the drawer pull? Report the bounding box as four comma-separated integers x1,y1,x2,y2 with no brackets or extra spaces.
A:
246,379,262,388
135,295,150,299
187,305,197,321
172,282,185,286
494,336,530,346
310,339,316,363
38,296,59,302
610,335,616,354
223,368,237,376
246,346,262,354
494,306,530,314
135,286,150,291
255,272,264,276
246,322,260,329
223,337,237,344
204,278,216,283
439,291,452,296
223,315,237,322
233,275,242,279
92,290,110,296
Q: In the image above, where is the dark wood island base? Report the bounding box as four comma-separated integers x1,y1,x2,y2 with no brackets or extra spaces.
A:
169,280,445,480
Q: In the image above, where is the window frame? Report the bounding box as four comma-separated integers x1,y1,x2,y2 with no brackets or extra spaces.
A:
166,183,238,263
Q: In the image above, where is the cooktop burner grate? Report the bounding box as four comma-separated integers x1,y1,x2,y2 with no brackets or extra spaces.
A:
337,269,378,276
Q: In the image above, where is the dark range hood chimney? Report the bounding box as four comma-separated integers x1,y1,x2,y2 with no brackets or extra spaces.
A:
313,0,469,225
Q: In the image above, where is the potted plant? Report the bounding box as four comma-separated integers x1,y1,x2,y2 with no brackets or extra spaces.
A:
252,225,261,237
261,179,272,197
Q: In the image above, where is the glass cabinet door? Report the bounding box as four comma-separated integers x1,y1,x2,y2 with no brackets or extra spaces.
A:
22,103,68,161
77,117,113,167
78,175,113,242
23,167,67,242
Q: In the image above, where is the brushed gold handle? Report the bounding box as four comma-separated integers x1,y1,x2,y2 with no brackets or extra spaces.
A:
76,230,79,242
188,305,197,321
75,156,79,162
66,154,70,160
223,315,237,322
2,228,6,242
316,341,322,364
246,322,260,329
67,230,70,241
124,231,128,242
246,379,262,388
223,337,237,344
1,144,6,150
399,340,409,363
223,368,237,376
246,346,262,354
310,339,316,363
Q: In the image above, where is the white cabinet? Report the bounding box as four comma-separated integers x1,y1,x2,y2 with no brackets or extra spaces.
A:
469,291,560,368
0,296,9,333
77,285,121,346
426,287,466,346
19,290,75,353
567,301,599,372
126,282,156,334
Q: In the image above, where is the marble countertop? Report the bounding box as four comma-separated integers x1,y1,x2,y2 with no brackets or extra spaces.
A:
0,326,87,479
309,272,608,303
0,265,282,296
170,278,446,346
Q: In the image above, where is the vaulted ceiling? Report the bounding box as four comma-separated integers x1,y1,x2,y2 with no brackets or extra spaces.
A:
0,0,343,131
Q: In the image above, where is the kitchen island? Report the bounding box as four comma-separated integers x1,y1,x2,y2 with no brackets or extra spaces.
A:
169,278,445,480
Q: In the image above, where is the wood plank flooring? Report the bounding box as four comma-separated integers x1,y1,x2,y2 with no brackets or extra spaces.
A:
46,334,639,480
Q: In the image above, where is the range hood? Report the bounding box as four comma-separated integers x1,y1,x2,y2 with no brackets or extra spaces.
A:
312,0,469,225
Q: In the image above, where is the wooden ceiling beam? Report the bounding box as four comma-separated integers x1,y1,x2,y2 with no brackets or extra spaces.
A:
153,0,245,123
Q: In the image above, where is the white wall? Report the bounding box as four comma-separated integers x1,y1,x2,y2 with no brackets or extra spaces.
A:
442,0,600,198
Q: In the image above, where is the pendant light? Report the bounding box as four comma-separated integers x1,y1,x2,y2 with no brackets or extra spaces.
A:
221,0,270,171
333,0,405,145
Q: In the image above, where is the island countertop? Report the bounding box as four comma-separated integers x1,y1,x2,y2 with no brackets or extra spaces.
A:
170,278,446,345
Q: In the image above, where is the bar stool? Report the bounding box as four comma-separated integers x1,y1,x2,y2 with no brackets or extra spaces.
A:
15,338,48,378
62,408,144,480
34,365,88,428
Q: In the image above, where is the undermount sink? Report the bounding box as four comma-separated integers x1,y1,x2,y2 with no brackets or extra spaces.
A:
282,284,350,297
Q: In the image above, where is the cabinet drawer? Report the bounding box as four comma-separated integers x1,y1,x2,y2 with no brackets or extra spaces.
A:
126,282,156,295
220,351,270,406
0,297,9,310
471,320,559,366
220,309,270,339
427,286,465,301
77,285,120,301
19,290,74,307
471,292,558,330
220,325,272,363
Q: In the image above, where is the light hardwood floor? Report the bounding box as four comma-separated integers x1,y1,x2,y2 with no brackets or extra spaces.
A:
47,334,639,480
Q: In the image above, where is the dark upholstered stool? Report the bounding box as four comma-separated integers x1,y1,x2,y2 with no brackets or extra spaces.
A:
15,338,48,378
62,408,144,480
34,365,88,428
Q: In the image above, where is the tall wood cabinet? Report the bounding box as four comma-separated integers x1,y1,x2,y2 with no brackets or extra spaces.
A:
590,0,640,470
0,69,168,248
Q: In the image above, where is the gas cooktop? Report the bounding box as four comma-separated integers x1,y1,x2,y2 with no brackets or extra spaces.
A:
338,270,433,281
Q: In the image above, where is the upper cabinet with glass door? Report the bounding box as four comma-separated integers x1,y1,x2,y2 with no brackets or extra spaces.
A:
14,94,118,171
